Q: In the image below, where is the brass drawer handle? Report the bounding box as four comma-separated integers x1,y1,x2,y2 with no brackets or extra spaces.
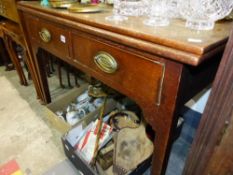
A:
94,51,118,74
39,28,51,43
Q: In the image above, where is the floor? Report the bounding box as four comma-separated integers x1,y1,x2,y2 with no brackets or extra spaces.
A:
0,65,202,175
0,66,66,175
165,107,201,175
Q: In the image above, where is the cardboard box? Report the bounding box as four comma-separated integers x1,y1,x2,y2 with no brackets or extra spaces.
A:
46,84,116,133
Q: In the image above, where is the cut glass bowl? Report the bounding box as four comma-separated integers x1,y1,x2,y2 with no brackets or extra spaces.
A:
179,0,233,30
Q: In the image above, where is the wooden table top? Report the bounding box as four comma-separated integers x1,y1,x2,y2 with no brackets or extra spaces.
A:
17,1,233,66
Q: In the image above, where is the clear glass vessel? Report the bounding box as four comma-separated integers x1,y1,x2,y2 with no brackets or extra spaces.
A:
167,0,180,18
105,0,128,22
179,0,233,30
119,0,150,16
143,0,170,27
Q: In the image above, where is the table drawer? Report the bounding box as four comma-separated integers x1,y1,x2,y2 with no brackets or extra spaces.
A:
72,32,165,105
24,14,71,59
38,19,71,58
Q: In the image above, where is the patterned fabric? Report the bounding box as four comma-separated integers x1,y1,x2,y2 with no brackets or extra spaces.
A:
181,107,202,144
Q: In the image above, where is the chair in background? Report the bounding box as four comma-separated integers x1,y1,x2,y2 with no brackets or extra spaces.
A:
1,20,29,85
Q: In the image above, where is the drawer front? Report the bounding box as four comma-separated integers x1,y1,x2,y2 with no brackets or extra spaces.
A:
24,14,71,59
24,14,39,41
72,32,165,105
38,19,71,58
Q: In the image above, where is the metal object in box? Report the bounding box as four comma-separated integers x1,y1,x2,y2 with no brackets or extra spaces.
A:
46,84,88,133
45,84,116,133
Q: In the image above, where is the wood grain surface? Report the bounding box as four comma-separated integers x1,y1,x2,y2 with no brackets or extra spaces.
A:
17,1,233,66
183,30,233,175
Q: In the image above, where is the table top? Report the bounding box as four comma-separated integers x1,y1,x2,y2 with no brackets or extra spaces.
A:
17,1,233,66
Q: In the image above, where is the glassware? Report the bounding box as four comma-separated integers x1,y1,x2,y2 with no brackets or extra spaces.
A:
179,0,233,30
143,0,170,27
105,0,128,22
119,0,150,16
167,0,180,18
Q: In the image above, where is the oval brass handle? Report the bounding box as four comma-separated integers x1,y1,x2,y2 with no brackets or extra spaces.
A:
94,51,118,74
39,28,51,43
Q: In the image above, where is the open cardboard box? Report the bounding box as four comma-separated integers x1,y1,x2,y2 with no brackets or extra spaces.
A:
46,84,117,133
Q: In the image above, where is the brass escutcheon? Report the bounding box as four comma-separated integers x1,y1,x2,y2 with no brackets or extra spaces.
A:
39,28,51,43
94,51,118,73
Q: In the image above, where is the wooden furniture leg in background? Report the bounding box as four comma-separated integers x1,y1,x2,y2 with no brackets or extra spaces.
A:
57,60,65,88
74,69,80,87
21,49,31,80
0,38,13,71
66,65,72,88
42,51,54,78
49,54,55,73
3,34,28,86
35,48,51,103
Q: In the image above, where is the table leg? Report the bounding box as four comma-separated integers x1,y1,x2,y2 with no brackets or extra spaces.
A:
0,38,13,71
58,60,65,88
139,61,184,175
139,102,181,175
4,35,28,86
